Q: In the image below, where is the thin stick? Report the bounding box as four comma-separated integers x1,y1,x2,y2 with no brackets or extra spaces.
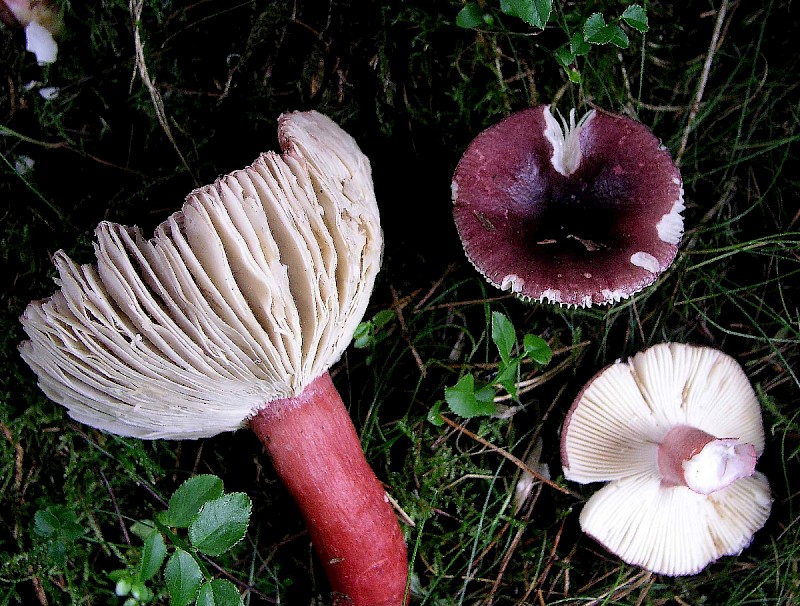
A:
438,415,580,498
129,0,198,185
391,285,427,376
676,0,729,163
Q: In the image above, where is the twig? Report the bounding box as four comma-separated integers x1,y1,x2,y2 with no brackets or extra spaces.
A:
99,469,131,546
483,481,544,605
438,415,580,498
0,422,24,491
520,517,567,602
676,0,729,163
390,285,427,377
129,0,198,185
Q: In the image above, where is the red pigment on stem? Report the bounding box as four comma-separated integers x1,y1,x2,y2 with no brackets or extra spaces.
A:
249,372,408,606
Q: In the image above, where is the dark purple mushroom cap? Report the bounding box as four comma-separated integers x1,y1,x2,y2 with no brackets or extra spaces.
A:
452,105,684,307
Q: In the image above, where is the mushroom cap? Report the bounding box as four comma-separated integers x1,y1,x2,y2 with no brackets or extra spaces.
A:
19,110,383,439
579,470,771,577
560,342,772,576
452,105,684,307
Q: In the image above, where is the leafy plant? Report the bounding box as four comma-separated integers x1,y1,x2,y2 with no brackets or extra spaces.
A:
109,475,251,606
456,1,649,83
353,309,395,350
32,504,85,567
353,309,396,365
442,311,552,419
456,0,553,29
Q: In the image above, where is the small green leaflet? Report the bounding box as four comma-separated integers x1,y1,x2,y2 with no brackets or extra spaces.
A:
583,13,629,48
523,334,552,366
500,0,552,29
445,374,496,418
455,2,485,29
491,311,516,364
196,579,244,606
188,493,251,557
165,549,204,606
622,4,649,33
494,357,521,399
33,505,83,541
167,474,225,528
138,531,167,582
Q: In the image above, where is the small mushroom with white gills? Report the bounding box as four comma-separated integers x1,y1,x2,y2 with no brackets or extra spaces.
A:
19,111,408,605
452,105,685,307
560,342,772,576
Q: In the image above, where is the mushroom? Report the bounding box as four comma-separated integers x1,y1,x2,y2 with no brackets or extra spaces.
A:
560,342,772,576
19,111,408,605
451,105,685,307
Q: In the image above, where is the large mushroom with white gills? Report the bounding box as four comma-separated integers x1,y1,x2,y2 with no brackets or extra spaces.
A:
560,342,772,576
452,105,685,307
19,110,408,605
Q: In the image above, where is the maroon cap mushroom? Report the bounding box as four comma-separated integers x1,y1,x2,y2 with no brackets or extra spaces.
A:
560,342,772,576
19,111,408,605
452,105,685,307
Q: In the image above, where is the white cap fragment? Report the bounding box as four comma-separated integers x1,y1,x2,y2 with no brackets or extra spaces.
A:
25,20,57,64
560,342,772,576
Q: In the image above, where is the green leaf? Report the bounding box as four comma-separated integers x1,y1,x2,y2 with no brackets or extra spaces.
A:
621,4,649,33
566,68,582,84
584,14,629,48
33,510,59,537
583,12,607,42
352,321,371,349
189,493,252,556
523,334,553,365
131,520,158,541
495,358,521,399
491,311,516,363
165,549,203,606
373,309,395,329
456,2,485,29
168,475,225,528
554,44,575,68
59,518,83,542
196,579,244,606
354,309,395,349
33,505,82,540
500,0,552,29
569,31,591,56
427,400,445,426
138,531,167,582
108,569,130,583
607,25,629,48
444,374,496,418
46,540,67,567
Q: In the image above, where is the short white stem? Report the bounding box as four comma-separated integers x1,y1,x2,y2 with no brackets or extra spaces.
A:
658,425,757,494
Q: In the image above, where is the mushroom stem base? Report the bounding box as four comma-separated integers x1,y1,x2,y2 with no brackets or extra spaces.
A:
249,372,408,606
657,425,757,494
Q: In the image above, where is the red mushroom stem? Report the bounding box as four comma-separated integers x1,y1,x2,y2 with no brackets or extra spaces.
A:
249,372,408,606
657,425,757,494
